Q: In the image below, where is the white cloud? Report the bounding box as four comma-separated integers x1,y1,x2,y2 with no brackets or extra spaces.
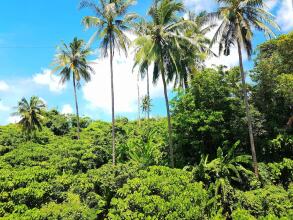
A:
61,104,73,115
83,48,166,114
205,50,244,68
276,0,293,31
0,81,9,91
7,115,21,124
33,69,66,93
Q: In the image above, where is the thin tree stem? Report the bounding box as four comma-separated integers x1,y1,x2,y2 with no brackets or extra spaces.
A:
146,67,150,120
162,71,174,168
110,38,116,166
237,40,259,178
73,74,80,140
137,73,141,126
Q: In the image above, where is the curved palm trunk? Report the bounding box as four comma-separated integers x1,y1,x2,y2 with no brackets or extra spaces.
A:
146,68,150,120
237,40,259,178
110,39,116,165
73,74,80,139
162,71,174,168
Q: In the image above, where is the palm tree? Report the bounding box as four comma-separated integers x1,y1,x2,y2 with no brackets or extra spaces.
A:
13,96,46,139
133,0,196,167
209,0,279,177
80,0,138,165
52,37,94,139
141,95,152,119
133,47,151,120
175,11,215,90
133,19,152,120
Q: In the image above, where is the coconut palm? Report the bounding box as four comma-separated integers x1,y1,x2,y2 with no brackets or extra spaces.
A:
141,95,152,119
13,96,46,139
133,19,152,120
137,72,141,126
208,0,279,177
80,0,138,165
175,11,216,90
133,0,196,167
52,37,94,139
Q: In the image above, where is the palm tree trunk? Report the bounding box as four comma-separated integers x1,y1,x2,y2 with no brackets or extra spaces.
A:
237,40,259,178
162,71,174,168
137,73,141,126
73,74,80,139
146,67,150,120
183,73,189,91
110,38,116,166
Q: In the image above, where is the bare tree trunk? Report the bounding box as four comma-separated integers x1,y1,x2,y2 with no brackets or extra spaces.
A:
73,74,80,140
237,40,259,178
162,71,174,168
110,39,116,165
146,67,150,120
137,73,141,126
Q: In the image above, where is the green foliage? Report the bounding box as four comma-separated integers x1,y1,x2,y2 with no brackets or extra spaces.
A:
252,32,293,153
3,193,96,220
108,166,209,219
0,29,293,220
128,123,167,166
172,68,250,165
258,158,293,188
265,134,293,161
231,209,256,220
44,110,71,136
237,185,293,217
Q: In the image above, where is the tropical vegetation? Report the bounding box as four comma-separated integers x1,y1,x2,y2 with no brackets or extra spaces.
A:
1,0,292,219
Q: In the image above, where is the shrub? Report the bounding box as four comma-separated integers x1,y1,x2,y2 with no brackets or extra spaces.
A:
108,166,209,219
231,209,256,220
259,158,293,188
3,193,96,220
237,185,292,217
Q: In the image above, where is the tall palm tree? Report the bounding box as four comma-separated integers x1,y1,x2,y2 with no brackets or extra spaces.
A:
80,0,138,165
209,0,279,177
13,96,46,139
133,19,152,120
52,37,94,139
133,0,196,167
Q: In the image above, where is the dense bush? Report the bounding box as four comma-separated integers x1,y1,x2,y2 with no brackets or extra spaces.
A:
108,166,209,219
237,185,293,218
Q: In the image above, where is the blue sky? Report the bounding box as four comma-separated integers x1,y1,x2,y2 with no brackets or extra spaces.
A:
0,0,292,125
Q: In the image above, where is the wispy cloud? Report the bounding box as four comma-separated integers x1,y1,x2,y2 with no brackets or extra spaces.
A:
33,69,66,93
276,0,293,31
